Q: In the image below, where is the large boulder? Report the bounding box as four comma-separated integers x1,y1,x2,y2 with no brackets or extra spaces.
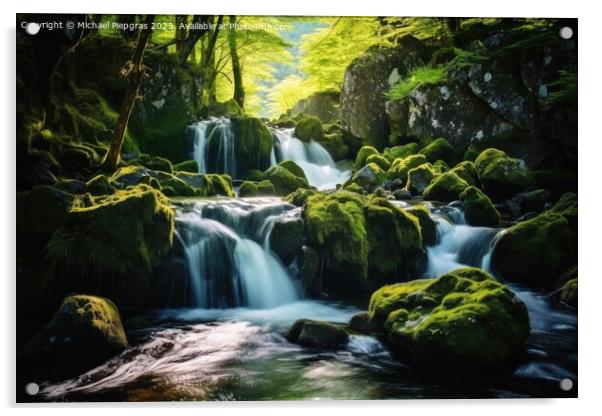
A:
287,319,349,349
419,138,453,164
491,211,575,288
47,185,175,305
354,145,378,170
341,41,424,149
294,115,323,143
21,295,129,374
290,91,340,123
406,205,437,246
230,115,274,175
368,268,530,371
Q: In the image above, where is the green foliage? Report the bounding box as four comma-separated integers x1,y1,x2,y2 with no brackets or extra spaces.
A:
368,267,530,370
541,69,577,108
386,66,446,101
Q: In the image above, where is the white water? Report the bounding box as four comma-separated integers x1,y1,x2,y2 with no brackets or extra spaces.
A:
191,118,350,190
175,197,300,308
271,127,351,190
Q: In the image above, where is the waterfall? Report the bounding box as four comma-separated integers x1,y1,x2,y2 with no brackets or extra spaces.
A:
424,204,500,278
190,117,350,190
270,127,351,190
174,198,300,309
192,117,237,177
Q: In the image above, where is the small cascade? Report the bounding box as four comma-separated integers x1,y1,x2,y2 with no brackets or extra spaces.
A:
424,204,500,278
270,127,351,190
174,198,301,309
192,117,237,177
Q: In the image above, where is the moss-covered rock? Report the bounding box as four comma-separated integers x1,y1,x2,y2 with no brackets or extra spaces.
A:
144,156,173,173
205,174,235,197
460,186,500,227
348,312,381,334
47,185,175,304
432,159,450,175
238,181,258,197
354,145,378,170
269,217,304,264
368,268,530,371
298,245,320,296
419,138,453,163
242,168,264,182
491,211,575,287
173,160,199,173
320,131,349,160
383,142,420,162
277,160,308,182
304,191,368,290
450,160,478,186
256,179,276,196
423,171,469,201
406,163,436,195
364,197,422,276
294,115,323,142
85,174,115,196
406,205,437,246
230,115,274,174
366,153,391,171
287,319,349,349
475,148,528,200
555,278,577,308
262,164,309,195
349,162,386,190
284,188,318,206
21,295,128,371
386,154,428,183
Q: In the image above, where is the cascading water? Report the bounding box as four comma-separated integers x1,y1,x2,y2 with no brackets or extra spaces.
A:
190,117,350,190
192,117,237,177
270,127,351,190
174,197,301,309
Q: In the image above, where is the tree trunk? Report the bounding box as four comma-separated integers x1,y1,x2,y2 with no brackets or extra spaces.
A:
178,15,212,64
200,16,224,107
101,15,154,172
228,16,245,108
175,15,188,55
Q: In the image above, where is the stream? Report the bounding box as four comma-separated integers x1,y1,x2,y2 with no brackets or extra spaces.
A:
39,196,577,401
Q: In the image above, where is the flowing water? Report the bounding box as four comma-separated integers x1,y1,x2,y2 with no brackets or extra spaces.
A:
39,199,577,401
191,118,350,190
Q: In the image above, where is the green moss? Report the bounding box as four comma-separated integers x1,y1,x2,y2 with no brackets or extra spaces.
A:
366,154,391,171
387,66,447,101
491,212,574,287
46,185,175,302
144,156,173,174
304,191,368,289
284,188,318,206
406,205,437,246
423,171,469,201
463,146,480,162
230,116,274,173
419,138,453,163
262,165,309,196
450,161,477,186
242,169,264,182
386,154,428,183
320,132,349,160
205,174,235,197
256,180,276,196
203,99,243,118
460,186,500,226
349,162,386,190
431,159,449,174
405,163,436,195
294,115,323,142
354,146,378,170
383,142,420,162
85,174,115,196
343,182,366,195
368,268,530,370
557,278,577,307
238,181,258,197
550,192,577,228
475,148,528,199
277,160,308,182
364,197,422,276
173,160,199,173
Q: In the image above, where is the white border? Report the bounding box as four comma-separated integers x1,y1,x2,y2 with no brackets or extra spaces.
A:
2,1,599,415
